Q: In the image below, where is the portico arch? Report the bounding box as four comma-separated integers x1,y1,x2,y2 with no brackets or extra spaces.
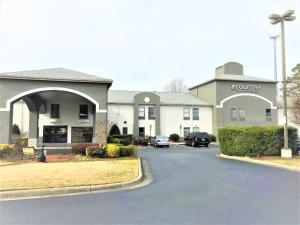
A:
0,87,106,113
216,93,277,109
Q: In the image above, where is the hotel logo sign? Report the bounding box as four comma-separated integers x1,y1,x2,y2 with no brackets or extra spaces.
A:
231,84,262,92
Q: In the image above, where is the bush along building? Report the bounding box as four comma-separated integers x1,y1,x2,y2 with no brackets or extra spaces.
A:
0,61,284,147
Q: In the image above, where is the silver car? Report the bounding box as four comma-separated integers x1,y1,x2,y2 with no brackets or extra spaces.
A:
150,135,170,148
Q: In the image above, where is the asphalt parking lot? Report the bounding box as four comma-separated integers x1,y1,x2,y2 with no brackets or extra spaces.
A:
1,145,299,225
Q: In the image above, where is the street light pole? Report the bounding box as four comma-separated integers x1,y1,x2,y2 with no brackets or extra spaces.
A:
280,19,289,150
268,10,296,158
270,35,279,95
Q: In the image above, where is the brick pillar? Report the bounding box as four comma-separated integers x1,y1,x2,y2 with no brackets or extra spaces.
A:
28,110,38,147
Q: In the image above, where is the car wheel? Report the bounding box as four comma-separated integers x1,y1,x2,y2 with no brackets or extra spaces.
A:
205,144,209,147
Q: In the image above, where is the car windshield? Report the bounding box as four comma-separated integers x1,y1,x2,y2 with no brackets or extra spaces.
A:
195,132,209,138
157,135,168,141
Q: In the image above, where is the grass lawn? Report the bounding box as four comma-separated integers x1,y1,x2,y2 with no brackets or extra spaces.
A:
257,156,300,167
0,158,138,191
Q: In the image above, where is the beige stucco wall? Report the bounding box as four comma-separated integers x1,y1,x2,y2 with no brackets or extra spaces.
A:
13,100,30,135
107,104,134,134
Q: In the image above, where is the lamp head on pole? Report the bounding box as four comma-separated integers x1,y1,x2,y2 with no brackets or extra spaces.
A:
268,10,296,25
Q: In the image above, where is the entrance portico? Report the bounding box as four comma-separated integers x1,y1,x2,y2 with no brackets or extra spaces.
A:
0,68,112,146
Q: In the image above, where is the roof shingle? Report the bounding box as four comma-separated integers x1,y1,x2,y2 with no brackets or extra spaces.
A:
108,90,211,106
0,67,113,84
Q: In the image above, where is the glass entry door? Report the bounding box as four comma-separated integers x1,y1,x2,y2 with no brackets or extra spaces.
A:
43,126,68,143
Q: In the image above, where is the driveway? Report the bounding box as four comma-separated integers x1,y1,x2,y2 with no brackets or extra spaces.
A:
1,146,300,225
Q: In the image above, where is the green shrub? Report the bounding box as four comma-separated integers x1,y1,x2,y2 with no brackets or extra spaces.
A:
15,138,28,147
0,144,18,159
119,145,137,157
169,133,179,142
120,139,131,146
208,134,217,142
105,144,120,158
112,138,121,144
12,124,21,135
91,148,106,158
112,134,133,139
218,126,298,157
107,135,113,143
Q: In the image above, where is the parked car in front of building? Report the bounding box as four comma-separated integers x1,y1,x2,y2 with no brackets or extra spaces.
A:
150,135,170,148
185,132,210,147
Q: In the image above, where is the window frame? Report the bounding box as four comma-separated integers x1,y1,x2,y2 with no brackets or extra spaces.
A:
238,108,245,121
192,108,199,120
50,104,60,119
122,127,128,135
183,107,190,120
79,104,89,119
230,108,237,121
265,109,272,121
183,127,190,137
138,106,145,120
148,106,156,120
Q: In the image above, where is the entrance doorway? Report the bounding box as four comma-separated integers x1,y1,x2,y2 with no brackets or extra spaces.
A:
43,126,68,143
139,127,145,137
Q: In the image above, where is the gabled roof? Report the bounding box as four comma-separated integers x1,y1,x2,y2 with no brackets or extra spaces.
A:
189,74,277,90
108,90,212,106
0,67,113,84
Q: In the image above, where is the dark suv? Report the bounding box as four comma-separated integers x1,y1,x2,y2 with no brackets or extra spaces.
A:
185,132,210,147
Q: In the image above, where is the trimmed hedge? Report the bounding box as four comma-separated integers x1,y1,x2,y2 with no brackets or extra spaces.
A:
218,126,298,157
12,124,21,135
119,145,137,157
169,133,179,142
208,134,217,142
111,134,133,139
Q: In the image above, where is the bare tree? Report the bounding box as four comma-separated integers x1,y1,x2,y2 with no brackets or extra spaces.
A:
287,63,300,125
163,78,188,93
95,120,114,147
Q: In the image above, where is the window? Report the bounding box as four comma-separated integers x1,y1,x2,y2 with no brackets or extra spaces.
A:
230,108,237,121
148,107,156,120
266,109,272,121
183,107,190,120
139,107,145,119
193,127,200,132
71,127,93,143
43,126,67,143
231,108,245,121
192,108,199,120
238,108,245,121
79,104,88,119
51,104,60,119
184,127,190,137
122,127,128,135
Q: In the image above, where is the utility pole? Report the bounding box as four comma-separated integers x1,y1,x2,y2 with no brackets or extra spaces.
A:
270,35,279,96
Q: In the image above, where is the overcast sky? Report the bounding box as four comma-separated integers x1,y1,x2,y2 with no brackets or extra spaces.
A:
0,0,299,91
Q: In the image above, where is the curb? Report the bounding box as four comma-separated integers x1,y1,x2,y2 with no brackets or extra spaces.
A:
0,158,152,201
217,154,300,172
